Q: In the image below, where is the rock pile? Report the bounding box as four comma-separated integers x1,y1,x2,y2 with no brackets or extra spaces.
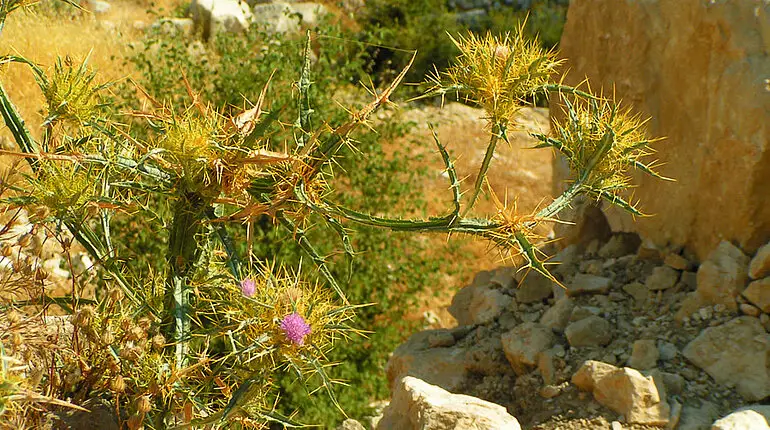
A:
367,233,770,429
187,0,328,39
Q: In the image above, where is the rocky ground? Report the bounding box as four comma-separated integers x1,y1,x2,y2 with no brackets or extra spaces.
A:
357,225,770,430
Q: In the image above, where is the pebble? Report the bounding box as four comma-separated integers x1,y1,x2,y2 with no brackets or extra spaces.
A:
740,303,760,317
658,341,678,361
539,385,561,399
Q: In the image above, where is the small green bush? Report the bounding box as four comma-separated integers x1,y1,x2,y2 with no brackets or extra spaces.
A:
119,20,452,426
359,0,569,89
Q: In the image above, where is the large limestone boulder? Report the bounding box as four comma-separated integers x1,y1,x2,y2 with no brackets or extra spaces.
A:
251,2,328,34
377,376,521,430
189,0,252,40
553,0,770,261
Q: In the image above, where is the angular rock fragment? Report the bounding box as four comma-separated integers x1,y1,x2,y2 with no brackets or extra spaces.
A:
695,241,750,311
386,330,468,392
646,266,680,291
742,278,770,313
683,316,770,401
567,273,612,296
750,243,770,280
501,322,555,375
565,316,613,347
540,297,575,333
627,339,659,370
571,360,670,426
377,376,521,430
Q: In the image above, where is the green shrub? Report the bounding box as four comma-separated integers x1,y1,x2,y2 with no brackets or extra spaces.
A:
359,0,569,89
118,20,451,426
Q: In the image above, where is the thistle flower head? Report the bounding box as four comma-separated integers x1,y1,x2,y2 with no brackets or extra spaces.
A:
554,96,664,193
41,56,105,125
279,312,312,346
424,28,562,124
31,161,97,216
240,278,256,297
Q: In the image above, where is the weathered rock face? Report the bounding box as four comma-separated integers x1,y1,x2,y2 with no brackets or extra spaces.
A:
553,0,770,261
377,377,521,430
190,0,253,40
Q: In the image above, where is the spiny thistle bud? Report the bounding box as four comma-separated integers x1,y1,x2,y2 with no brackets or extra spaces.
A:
101,330,115,345
240,278,256,297
107,355,120,372
137,317,152,332
423,30,562,124
110,375,126,393
127,326,146,342
135,395,152,414
73,305,96,328
41,56,104,125
278,286,303,307
280,312,312,346
10,332,23,348
151,334,165,351
147,380,160,396
17,234,31,248
109,287,124,303
126,414,144,430
36,268,49,280
120,346,142,362
6,310,21,325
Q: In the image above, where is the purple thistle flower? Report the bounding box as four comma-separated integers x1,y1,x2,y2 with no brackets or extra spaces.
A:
280,312,312,346
240,278,256,297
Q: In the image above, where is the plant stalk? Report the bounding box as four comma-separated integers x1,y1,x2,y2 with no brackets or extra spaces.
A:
165,192,207,370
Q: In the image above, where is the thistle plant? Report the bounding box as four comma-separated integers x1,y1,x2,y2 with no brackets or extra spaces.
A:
0,2,668,427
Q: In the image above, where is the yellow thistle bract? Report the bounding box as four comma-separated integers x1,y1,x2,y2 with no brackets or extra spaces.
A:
556,97,658,192
32,161,96,215
428,29,562,124
41,56,104,125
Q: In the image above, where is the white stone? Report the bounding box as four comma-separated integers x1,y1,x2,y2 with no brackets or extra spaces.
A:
711,406,770,430
190,0,253,40
377,376,521,430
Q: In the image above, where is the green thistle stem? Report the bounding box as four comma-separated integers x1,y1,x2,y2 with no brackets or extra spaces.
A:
165,192,207,369
463,122,503,216
295,30,313,150
532,179,585,223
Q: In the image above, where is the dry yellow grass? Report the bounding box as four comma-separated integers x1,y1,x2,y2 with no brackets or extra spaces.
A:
0,0,181,136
